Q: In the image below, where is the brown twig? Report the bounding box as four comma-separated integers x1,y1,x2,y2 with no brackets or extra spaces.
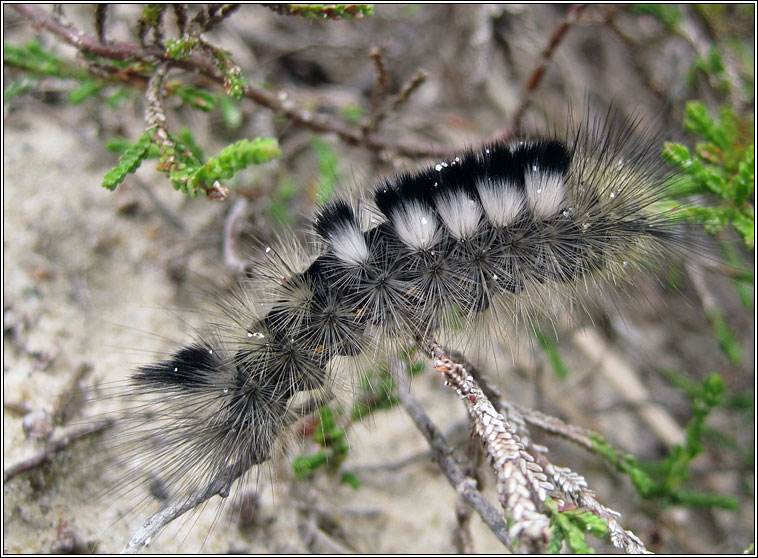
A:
12,4,450,160
503,401,598,451
237,71,446,158
94,4,108,45
297,515,351,554
291,483,354,553
601,7,669,102
137,4,166,48
123,464,244,553
497,4,586,141
361,47,390,136
52,362,94,426
394,366,514,551
452,496,476,554
144,63,173,154
172,4,188,35
15,4,153,61
51,3,65,24
452,432,483,554
389,70,428,113
4,420,114,482
202,4,241,33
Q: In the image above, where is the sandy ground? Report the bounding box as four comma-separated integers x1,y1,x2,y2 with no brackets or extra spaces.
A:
4,4,754,554
2,97,512,555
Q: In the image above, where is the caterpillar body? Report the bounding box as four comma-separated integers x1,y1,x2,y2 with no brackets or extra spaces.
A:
111,114,684,521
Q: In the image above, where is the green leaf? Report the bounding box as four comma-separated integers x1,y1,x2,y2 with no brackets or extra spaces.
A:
702,166,729,198
342,102,364,123
271,4,375,19
732,145,755,205
165,36,198,60
684,102,718,146
292,451,329,480
169,137,280,196
106,136,135,154
4,40,87,79
101,130,153,191
340,471,362,489
706,306,742,364
720,241,754,307
547,523,565,554
673,489,738,509
663,141,692,165
69,79,105,104
561,508,609,539
311,137,339,202
545,498,608,554
177,127,205,162
173,84,216,112
659,368,706,399
732,208,754,249
695,141,723,165
4,77,38,103
351,367,398,420
702,373,725,406
632,4,682,28
533,325,569,379
698,206,731,235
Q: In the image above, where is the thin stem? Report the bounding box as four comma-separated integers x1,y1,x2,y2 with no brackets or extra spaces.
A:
394,366,514,551
11,4,451,160
122,464,243,554
4,420,113,482
497,4,586,141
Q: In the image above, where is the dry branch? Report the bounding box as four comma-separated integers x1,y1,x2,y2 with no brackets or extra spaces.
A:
11,4,451,160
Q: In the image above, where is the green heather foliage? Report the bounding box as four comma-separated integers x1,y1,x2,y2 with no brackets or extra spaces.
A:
4,5,751,553
664,101,754,249
4,40,86,79
292,358,422,486
545,498,610,554
168,137,281,196
102,132,281,197
291,405,354,485
591,373,737,510
101,131,154,191
663,102,753,364
272,4,374,19
532,324,569,380
164,35,199,60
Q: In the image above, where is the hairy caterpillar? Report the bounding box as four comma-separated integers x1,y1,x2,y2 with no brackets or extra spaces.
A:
101,111,689,546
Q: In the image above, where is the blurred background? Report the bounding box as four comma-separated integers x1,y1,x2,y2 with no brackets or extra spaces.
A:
3,4,754,553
